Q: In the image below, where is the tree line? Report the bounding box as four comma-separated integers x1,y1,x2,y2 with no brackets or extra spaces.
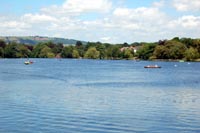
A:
0,37,200,61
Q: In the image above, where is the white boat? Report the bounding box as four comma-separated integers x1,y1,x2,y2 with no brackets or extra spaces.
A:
24,60,33,65
144,65,161,68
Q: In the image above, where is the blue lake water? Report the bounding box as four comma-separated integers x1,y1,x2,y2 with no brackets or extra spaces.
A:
0,59,200,132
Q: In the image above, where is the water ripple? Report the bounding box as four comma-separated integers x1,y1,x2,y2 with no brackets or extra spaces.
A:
1,59,200,132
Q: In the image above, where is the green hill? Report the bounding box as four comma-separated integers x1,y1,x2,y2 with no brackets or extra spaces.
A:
0,36,87,45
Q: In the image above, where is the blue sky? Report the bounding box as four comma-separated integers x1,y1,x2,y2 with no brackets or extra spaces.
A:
0,0,64,15
0,0,200,43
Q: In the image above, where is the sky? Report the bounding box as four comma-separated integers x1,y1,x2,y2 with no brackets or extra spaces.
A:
0,0,200,43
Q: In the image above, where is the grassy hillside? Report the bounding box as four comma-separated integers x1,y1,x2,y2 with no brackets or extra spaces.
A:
0,36,86,45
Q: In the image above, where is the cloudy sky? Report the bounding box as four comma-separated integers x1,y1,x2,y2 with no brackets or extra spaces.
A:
0,0,200,43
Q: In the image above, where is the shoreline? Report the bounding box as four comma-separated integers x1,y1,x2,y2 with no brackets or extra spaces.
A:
1,58,200,62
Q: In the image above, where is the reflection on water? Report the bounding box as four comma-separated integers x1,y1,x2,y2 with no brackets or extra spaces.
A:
0,59,200,132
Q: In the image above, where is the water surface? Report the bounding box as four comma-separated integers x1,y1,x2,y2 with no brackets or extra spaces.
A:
0,59,200,132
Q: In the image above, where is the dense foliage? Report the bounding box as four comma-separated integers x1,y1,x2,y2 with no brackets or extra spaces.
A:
0,37,200,61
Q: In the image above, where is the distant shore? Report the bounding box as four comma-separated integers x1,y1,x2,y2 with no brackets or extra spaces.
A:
1,58,200,62
0,37,200,61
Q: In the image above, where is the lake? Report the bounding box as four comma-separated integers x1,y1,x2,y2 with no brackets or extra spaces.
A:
0,59,200,132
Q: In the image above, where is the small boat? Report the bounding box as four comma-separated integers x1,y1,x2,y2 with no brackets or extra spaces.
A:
144,65,161,68
24,61,30,65
24,60,33,65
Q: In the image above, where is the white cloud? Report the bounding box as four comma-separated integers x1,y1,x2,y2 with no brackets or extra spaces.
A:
0,4,170,43
113,7,166,21
165,15,200,39
173,0,200,11
63,0,112,13
152,0,165,8
100,37,111,42
0,18,32,36
41,0,112,16
168,15,200,28
0,20,30,29
112,7,167,31
1,0,200,43
22,14,57,23
113,8,130,16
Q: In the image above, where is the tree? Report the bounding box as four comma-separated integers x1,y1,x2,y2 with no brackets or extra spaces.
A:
153,40,187,59
46,41,55,49
61,46,73,58
72,49,80,58
47,52,55,58
26,45,33,51
84,47,100,59
51,44,63,55
0,47,4,58
75,42,85,57
136,43,156,60
153,45,166,59
16,44,31,58
39,46,55,58
85,42,96,50
193,39,200,53
180,38,193,48
122,49,133,59
0,40,6,48
157,40,167,46
76,41,83,47
122,42,129,47
172,37,180,42
106,45,121,59
165,40,187,59
96,44,106,59
185,47,199,61
4,43,17,58
32,43,46,57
